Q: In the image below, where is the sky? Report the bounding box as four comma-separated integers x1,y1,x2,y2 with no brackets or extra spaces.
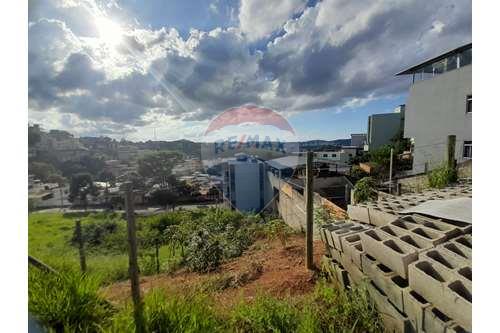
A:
28,0,471,142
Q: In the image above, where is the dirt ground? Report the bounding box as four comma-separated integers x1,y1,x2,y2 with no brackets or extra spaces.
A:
102,234,325,306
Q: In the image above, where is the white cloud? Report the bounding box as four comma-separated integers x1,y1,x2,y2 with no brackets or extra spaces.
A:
28,0,471,140
239,0,306,41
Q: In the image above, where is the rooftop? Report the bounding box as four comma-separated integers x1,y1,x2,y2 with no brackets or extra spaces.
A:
396,42,471,76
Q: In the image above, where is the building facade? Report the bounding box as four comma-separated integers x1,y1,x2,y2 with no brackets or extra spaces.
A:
366,105,405,151
223,154,267,212
398,43,472,173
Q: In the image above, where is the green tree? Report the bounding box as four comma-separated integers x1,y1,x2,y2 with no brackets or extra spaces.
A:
29,161,59,182
68,173,96,208
149,188,179,210
138,151,182,184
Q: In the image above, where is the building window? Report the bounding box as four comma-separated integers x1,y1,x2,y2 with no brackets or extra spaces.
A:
466,95,472,113
332,154,337,157
463,141,472,159
323,153,328,158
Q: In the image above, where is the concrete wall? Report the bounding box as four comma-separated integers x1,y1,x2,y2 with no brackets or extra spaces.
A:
404,65,472,173
367,112,403,151
267,172,348,238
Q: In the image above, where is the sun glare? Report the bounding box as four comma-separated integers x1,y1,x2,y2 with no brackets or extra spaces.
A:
95,16,124,48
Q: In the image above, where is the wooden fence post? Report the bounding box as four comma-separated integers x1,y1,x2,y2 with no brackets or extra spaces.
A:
305,151,314,270
75,219,86,272
124,182,145,333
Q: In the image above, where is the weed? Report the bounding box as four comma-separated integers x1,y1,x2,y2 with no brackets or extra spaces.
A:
28,268,113,332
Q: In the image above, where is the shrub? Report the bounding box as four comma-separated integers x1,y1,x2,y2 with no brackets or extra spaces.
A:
28,269,113,332
185,229,223,272
428,164,457,188
263,218,293,247
353,177,377,203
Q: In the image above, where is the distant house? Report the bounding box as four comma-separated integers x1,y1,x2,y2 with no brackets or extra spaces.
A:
397,43,472,173
222,154,267,212
366,105,405,151
350,133,366,148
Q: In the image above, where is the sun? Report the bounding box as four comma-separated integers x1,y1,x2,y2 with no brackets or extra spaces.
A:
95,16,124,48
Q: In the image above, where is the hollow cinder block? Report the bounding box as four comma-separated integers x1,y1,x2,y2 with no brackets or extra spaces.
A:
408,260,472,331
343,260,366,286
390,219,448,247
363,256,407,313
401,215,461,239
366,281,415,333
423,307,453,333
347,204,370,224
368,205,399,227
330,223,371,251
342,234,364,270
360,229,419,278
402,288,431,333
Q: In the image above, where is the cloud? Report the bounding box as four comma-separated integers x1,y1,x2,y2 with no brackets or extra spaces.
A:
28,0,471,139
239,0,306,41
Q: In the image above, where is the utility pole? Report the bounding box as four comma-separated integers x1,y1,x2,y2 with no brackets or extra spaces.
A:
124,182,145,333
447,135,456,170
75,219,86,272
305,151,314,270
389,148,394,194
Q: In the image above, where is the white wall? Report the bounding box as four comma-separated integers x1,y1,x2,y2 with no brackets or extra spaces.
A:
404,65,472,173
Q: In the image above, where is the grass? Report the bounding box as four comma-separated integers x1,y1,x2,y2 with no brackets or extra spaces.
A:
28,212,184,284
29,210,383,332
28,268,114,332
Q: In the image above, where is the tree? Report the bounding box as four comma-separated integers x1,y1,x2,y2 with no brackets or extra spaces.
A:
29,162,59,182
138,151,182,184
68,173,96,208
148,188,178,210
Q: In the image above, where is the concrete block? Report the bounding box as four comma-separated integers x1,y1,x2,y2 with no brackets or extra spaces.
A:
447,324,471,333
380,225,433,252
343,260,366,286
323,223,354,250
330,223,371,251
368,205,398,227
330,247,342,264
363,255,407,313
408,260,472,331
402,215,461,239
390,219,448,246
360,229,419,278
439,241,472,261
402,288,431,332
335,263,350,289
361,253,377,274
423,307,453,333
347,204,370,224
366,281,414,333
342,234,364,270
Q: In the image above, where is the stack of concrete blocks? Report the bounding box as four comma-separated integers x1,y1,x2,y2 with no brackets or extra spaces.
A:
319,214,472,333
319,220,373,289
347,182,473,227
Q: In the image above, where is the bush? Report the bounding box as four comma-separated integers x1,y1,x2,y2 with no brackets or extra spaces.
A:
107,289,222,333
353,177,377,203
263,218,293,247
428,165,457,188
185,229,223,272
28,269,113,332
